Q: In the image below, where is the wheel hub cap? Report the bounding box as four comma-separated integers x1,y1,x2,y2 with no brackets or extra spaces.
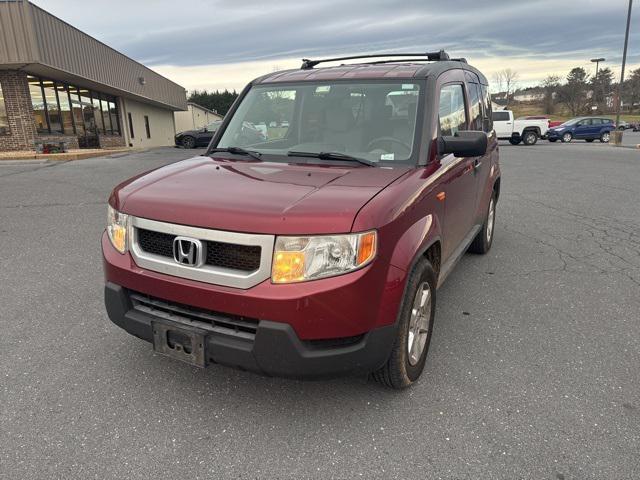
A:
407,282,431,366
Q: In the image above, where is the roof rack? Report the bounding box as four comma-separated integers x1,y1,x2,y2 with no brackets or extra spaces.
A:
300,50,451,70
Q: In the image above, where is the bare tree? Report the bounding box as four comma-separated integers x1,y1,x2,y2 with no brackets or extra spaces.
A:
502,69,519,108
492,71,505,94
492,69,519,107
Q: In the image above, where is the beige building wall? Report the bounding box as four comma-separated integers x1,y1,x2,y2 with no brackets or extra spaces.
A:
122,98,176,148
175,104,222,133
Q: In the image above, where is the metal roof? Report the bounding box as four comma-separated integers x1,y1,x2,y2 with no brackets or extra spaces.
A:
0,0,187,110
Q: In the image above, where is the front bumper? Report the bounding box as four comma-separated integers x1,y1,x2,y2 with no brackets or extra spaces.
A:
102,232,406,340
547,130,563,140
105,282,396,378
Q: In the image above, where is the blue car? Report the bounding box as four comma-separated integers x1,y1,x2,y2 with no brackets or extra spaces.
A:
547,117,614,143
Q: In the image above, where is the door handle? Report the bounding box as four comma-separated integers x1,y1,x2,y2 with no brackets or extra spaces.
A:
473,158,482,170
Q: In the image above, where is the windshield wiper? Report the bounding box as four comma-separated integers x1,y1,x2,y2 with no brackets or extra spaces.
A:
210,146,262,161
287,151,375,167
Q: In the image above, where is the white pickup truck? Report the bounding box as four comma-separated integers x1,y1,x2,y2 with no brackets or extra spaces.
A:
491,110,549,145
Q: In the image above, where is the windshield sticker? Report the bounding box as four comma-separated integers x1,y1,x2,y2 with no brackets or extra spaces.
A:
380,153,395,160
315,86,331,93
402,84,416,90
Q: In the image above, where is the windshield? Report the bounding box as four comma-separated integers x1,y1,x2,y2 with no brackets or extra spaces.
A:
215,81,423,165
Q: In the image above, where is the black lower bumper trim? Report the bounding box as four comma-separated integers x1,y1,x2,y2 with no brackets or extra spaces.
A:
104,282,396,379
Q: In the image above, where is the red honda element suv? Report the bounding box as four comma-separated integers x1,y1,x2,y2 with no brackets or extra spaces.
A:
103,50,500,389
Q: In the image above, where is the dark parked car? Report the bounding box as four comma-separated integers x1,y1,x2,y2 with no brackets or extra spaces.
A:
175,121,222,148
547,117,614,143
104,50,501,389
176,120,266,148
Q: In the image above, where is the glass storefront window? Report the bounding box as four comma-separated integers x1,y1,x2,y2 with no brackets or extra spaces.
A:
91,94,105,134
108,100,120,135
100,98,112,134
56,83,74,134
28,76,48,134
79,89,97,135
69,88,85,135
41,80,63,133
26,75,121,138
0,82,8,134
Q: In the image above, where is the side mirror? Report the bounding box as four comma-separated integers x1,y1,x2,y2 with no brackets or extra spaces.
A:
438,131,487,157
202,127,208,132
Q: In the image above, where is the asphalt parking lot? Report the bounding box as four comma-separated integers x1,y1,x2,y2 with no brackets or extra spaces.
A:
1,139,639,479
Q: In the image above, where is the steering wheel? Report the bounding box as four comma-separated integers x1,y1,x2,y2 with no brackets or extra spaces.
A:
367,136,412,153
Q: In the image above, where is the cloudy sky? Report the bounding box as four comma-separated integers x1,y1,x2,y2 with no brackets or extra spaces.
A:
33,0,639,93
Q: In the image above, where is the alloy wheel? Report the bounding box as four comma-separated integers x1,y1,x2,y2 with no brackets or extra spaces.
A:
407,282,432,366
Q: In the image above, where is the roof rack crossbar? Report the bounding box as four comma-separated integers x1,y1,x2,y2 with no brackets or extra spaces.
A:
301,50,450,70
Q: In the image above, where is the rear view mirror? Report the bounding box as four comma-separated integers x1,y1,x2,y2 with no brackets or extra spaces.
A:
438,131,487,157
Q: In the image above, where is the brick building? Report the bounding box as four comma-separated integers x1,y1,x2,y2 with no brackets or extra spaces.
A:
0,0,187,152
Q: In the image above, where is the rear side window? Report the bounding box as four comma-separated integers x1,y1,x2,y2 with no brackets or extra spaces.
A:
492,111,510,122
480,84,493,132
468,83,482,130
591,118,602,125
439,84,467,136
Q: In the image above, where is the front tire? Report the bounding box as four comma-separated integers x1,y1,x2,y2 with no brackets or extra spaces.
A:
468,193,496,254
371,257,436,389
561,132,573,143
600,131,610,143
181,136,196,148
522,131,538,145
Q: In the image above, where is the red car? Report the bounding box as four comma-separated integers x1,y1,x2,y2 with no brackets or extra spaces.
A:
103,51,501,389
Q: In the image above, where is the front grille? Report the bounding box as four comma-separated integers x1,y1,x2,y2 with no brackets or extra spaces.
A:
138,229,174,257
129,291,259,340
137,228,261,272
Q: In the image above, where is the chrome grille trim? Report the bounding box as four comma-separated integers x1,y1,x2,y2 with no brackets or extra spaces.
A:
129,216,275,289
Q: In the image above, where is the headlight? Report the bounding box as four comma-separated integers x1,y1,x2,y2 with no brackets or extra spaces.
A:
107,205,129,254
272,231,377,283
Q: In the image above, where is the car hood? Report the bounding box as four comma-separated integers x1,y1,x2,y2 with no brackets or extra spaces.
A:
114,155,411,234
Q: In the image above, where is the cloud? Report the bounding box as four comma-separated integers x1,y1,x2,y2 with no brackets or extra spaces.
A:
32,0,639,90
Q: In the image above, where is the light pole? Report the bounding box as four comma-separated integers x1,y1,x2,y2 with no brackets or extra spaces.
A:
614,0,633,144
590,57,606,112
590,57,605,79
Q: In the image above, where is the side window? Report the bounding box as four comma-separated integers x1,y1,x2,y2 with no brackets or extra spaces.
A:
492,111,510,122
480,84,492,132
438,84,467,136
591,118,602,125
468,83,482,130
